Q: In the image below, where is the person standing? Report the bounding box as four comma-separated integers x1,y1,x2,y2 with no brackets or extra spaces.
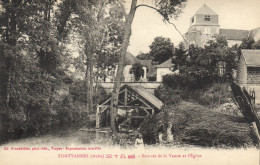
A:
135,133,144,148
157,120,164,144
167,122,175,143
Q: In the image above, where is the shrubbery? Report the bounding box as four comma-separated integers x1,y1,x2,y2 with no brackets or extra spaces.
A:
140,102,255,147
154,85,182,105
155,74,231,107
162,74,221,90
0,80,108,144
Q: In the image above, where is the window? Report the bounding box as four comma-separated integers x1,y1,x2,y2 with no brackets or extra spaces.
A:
204,15,210,21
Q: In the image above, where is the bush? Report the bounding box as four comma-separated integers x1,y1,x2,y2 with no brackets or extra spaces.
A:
195,83,232,107
154,85,182,105
161,74,231,107
140,102,256,148
162,74,221,90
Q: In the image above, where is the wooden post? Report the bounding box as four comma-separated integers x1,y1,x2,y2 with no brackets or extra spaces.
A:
124,89,127,106
96,106,100,129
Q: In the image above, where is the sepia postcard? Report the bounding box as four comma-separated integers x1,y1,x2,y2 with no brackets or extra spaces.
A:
0,0,260,164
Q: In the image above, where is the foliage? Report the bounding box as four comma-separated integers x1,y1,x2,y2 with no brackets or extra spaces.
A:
140,102,255,147
252,40,260,49
163,73,218,91
174,36,238,82
130,63,144,81
154,85,182,105
149,36,174,64
161,74,231,107
172,42,186,70
240,36,256,49
0,1,111,143
240,37,260,50
136,52,153,60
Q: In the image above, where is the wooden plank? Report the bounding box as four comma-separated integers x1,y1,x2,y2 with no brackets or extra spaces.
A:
124,88,127,106
99,89,126,105
252,122,260,147
230,81,260,132
142,108,151,115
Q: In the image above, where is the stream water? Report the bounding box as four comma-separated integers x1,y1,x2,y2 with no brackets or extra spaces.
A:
1,128,113,148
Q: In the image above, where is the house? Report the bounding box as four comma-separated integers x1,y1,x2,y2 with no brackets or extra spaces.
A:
219,29,250,47
104,52,148,82
96,84,163,129
140,60,157,80
237,49,260,103
184,4,260,48
156,58,179,82
122,52,147,82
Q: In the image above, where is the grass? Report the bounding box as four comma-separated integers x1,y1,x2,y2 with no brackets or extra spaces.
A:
140,101,256,148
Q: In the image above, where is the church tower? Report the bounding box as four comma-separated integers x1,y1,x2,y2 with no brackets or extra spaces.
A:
184,4,220,47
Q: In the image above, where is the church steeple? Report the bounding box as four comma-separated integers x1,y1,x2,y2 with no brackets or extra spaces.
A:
185,4,220,47
195,4,218,15
190,4,219,27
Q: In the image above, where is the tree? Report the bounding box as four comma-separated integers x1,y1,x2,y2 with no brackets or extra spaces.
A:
136,52,153,60
240,36,255,49
178,35,238,84
252,40,260,49
131,63,144,81
172,42,187,70
110,0,187,136
149,36,174,64
66,0,125,113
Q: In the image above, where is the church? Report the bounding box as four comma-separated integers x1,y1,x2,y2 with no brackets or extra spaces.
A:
184,4,260,48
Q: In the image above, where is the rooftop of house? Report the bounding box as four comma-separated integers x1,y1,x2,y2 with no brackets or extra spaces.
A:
219,29,249,41
98,84,164,111
125,52,145,65
126,84,163,110
249,27,260,39
156,58,174,68
241,49,260,67
139,60,156,77
195,4,218,16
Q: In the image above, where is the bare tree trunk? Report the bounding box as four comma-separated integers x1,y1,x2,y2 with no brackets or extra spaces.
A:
5,1,18,108
110,0,137,135
85,55,90,114
95,67,99,93
89,53,94,113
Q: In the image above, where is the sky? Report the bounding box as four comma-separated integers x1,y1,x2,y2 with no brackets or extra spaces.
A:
127,0,260,56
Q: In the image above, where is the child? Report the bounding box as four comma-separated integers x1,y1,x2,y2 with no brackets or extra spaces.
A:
167,122,175,143
135,133,144,148
157,120,164,144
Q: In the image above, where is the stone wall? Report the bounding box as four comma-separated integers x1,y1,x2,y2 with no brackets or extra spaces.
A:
247,67,260,84
99,82,162,94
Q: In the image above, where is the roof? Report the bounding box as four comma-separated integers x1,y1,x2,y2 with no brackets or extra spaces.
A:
140,60,152,68
195,4,218,15
140,60,157,77
125,52,144,65
241,49,260,67
125,84,163,110
156,58,174,68
249,27,260,39
99,84,163,111
219,29,249,41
